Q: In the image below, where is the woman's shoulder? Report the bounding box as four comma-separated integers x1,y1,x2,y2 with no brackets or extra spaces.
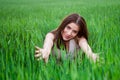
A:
76,36,87,42
49,29,58,37
46,32,55,40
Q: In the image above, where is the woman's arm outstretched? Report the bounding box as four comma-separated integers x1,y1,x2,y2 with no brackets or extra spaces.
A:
35,33,54,63
78,37,99,63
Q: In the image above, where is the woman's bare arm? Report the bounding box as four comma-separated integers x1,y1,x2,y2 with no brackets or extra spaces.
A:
78,37,99,63
43,33,54,54
35,32,54,62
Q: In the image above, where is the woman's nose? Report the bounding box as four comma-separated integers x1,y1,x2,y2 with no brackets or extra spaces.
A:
67,30,72,35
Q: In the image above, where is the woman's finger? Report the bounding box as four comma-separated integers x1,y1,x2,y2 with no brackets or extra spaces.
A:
35,46,41,50
36,57,42,61
35,53,42,58
35,50,40,54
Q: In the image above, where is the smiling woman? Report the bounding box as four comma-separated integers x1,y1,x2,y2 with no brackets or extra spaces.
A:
35,13,99,63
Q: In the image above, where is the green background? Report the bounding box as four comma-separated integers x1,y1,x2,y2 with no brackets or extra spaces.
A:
0,0,120,80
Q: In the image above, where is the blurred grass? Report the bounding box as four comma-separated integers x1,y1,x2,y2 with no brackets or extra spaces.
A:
0,0,120,80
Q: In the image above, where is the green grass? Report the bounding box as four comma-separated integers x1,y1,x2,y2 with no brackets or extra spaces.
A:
0,0,120,80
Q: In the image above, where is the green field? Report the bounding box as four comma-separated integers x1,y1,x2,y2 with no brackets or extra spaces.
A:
0,0,120,80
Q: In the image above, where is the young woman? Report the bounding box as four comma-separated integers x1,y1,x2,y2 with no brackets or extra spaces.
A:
35,13,99,63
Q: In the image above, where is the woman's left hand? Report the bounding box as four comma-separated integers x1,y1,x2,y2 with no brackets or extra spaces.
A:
91,53,99,63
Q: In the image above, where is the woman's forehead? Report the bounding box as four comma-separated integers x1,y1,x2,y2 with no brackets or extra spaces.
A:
66,22,80,31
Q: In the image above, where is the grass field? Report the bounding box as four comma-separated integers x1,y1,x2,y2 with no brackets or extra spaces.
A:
0,0,120,80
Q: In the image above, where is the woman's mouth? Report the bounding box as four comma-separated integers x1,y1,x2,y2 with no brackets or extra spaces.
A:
64,35,71,39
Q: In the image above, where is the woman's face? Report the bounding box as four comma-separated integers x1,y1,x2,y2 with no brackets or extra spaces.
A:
61,22,79,41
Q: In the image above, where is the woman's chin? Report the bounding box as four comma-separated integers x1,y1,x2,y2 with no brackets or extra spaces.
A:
63,38,70,41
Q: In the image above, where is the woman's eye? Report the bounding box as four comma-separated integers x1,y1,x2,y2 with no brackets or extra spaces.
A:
66,26,71,29
73,30,78,34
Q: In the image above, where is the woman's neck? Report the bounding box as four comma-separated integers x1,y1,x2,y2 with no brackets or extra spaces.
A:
64,41,69,52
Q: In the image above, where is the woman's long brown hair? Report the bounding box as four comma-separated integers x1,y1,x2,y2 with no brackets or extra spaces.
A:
51,13,88,49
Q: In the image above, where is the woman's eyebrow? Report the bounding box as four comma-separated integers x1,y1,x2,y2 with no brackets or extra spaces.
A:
66,25,71,28
73,30,79,32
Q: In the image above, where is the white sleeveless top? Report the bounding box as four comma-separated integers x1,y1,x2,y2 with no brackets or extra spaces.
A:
52,39,80,61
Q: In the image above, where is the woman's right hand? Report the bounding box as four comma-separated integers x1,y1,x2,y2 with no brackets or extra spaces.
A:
35,46,49,63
